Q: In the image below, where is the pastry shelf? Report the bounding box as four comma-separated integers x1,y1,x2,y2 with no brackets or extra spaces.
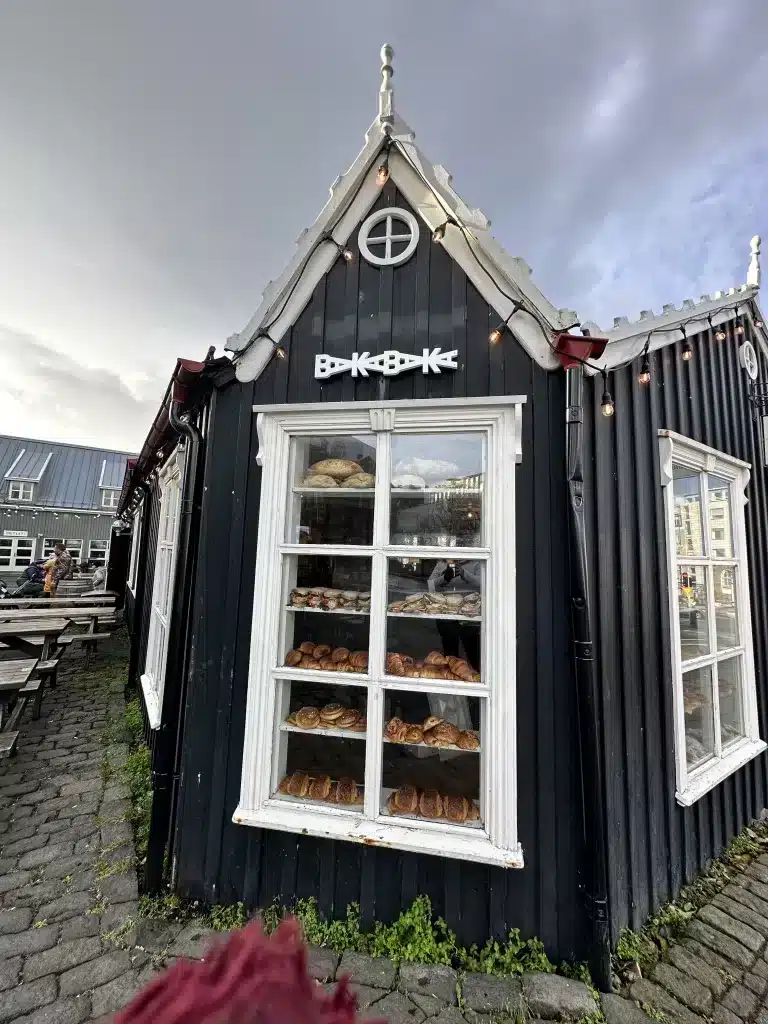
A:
390,488,483,495
379,788,483,829
281,722,367,740
293,487,376,495
387,610,481,622
383,735,480,753
273,782,365,808
286,606,371,616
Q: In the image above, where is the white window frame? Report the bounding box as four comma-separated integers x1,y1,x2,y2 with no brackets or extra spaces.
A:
127,501,144,594
235,396,525,868
660,429,766,806
88,540,110,567
141,449,184,730
8,482,34,501
0,536,36,568
43,538,64,559
101,489,120,510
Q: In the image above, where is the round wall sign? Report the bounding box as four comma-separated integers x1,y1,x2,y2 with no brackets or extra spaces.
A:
739,340,759,381
358,208,419,267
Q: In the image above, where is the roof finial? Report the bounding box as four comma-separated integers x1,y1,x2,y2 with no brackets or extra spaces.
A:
379,44,394,135
748,234,761,288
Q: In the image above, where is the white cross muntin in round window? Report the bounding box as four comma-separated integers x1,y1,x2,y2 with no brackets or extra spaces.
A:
358,208,420,267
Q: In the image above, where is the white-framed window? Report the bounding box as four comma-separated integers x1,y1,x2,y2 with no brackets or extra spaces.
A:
88,540,109,567
660,430,766,806
0,537,36,568
235,397,525,868
66,540,82,564
127,502,144,594
141,450,184,729
43,539,82,562
8,482,34,501
101,489,120,510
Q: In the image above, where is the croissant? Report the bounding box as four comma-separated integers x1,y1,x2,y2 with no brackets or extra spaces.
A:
300,657,321,670
443,795,469,823
405,668,421,678
313,644,332,659
421,666,443,679
425,651,448,666
404,725,424,744
423,729,440,746
341,663,359,673
308,775,333,801
317,657,336,671
278,776,291,794
452,661,475,682
466,802,481,821
349,651,368,670
423,716,443,731
332,647,350,664
284,650,303,667
386,654,406,676
385,717,406,741
419,790,443,818
298,641,316,655
446,656,464,674
457,730,480,751
402,655,415,667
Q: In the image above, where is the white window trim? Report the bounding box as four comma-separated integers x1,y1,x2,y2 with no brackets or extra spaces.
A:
140,449,184,730
101,489,120,510
87,540,110,566
0,536,37,569
235,395,526,868
8,482,34,501
127,502,144,594
659,429,766,806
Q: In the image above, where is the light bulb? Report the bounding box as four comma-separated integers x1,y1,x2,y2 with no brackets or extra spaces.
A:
755,319,764,330
432,223,447,243
376,162,390,187
274,346,287,360
714,328,727,342
341,247,354,263
638,357,651,384
489,326,504,345
735,319,745,336
682,341,693,361
601,390,615,417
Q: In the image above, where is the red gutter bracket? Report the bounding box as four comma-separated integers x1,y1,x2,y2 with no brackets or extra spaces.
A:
553,333,609,370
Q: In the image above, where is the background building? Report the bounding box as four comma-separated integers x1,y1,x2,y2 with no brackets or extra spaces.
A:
0,434,135,586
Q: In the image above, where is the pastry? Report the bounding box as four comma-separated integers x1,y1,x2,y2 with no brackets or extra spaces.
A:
471,672,481,682
332,647,350,664
388,784,418,814
404,725,424,744
313,644,332,659
295,707,320,729
389,601,405,613
434,722,460,745
423,730,440,746
466,802,480,821
307,593,324,608
402,655,415,666
285,714,298,726
287,772,310,798
444,795,469,823
302,474,338,488
335,777,358,804
299,641,316,655
445,594,465,609
349,651,368,670
457,730,480,751
425,651,448,666
300,657,321,670
343,472,375,488
341,663,359,673
451,661,475,682
385,717,406,742
350,716,367,732
320,703,345,723
419,790,443,818
423,716,443,731
386,653,406,676
278,776,291,794
318,657,336,671
284,650,303,667
337,708,361,729
308,775,333,801
421,666,443,679
309,458,362,480
404,668,421,678
446,657,463,674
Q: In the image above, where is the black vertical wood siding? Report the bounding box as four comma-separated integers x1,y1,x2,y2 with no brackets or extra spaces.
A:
583,320,768,941
172,185,588,959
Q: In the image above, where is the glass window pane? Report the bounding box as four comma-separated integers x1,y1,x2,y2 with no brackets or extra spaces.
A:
678,565,710,659
273,679,366,808
390,433,484,548
288,435,376,545
718,657,744,749
683,665,716,770
386,557,483,683
282,555,371,673
381,690,482,828
714,566,739,650
707,475,733,557
673,467,703,557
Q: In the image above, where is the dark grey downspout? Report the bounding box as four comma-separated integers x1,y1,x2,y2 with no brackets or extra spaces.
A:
127,481,152,696
144,401,203,892
566,366,612,990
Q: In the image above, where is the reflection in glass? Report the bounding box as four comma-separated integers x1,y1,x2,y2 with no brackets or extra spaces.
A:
707,475,733,558
683,665,715,769
381,690,482,827
714,566,739,650
673,467,703,557
678,565,710,659
718,658,744,749
288,435,376,545
390,433,484,548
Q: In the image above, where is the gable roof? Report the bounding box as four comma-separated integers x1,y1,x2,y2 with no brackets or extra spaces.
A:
0,435,135,511
228,45,764,381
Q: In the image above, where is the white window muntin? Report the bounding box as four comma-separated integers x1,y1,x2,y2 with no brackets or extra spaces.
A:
141,450,183,730
0,537,36,568
8,482,34,501
235,397,525,868
101,489,120,510
660,429,766,806
127,502,144,594
43,538,81,562
88,540,109,566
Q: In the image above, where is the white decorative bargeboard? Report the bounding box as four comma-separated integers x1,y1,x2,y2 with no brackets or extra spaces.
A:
315,348,458,380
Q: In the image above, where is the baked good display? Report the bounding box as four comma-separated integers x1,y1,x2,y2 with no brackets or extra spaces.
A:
385,715,479,751
284,645,369,673
319,703,345,724
387,784,419,815
383,650,480,684
308,459,362,479
286,703,365,734
290,588,372,613
277,773,363,807
388,590,481,618
300,459,376,490
384,785,480,825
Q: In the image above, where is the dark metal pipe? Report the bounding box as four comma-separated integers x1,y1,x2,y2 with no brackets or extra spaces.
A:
126,481,152,696
565,366,612,990
144,399,205,892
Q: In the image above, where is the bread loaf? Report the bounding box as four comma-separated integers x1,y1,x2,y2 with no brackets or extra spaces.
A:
419,790,443,818
457,730,480,751
302,474,338,488
308,775,333,801
298,642,316,655
390,784,418,814
287,772,310,798
284,650,303,667
331,647,350,664
309,458,362,479
343,472,375,488
335,777,358,804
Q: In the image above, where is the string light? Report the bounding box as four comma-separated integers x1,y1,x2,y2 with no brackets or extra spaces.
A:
600,372,615,418
638,354,651,385
323,233,354,263
708,314,727,342
257,331,287,361
734,306,745,336
432,218,458,243
755,317,764,330
489,302,524,345
376,151,390,188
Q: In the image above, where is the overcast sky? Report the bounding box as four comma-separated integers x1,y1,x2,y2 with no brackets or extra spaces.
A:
1,0,766,451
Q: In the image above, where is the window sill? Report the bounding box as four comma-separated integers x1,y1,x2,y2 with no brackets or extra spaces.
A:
677,738,767,806
140,673,162,730
233,802,524,868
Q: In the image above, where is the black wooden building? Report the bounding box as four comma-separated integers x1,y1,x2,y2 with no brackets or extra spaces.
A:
120,48,768,984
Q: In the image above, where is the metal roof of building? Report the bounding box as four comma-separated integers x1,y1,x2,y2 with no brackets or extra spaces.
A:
0,435,136,511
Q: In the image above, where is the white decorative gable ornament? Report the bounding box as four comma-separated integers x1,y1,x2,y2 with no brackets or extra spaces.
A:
740,340,759,381
315,348,458,380
358,208,419,266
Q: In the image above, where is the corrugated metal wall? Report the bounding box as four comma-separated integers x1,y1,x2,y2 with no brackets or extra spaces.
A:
583,319,768,941
171,182,590,961
0,509,114,587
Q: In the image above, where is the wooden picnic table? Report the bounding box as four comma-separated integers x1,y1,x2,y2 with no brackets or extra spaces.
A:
0,659,37,728
0,596,116,609
0,618,70,660
0,607,115,624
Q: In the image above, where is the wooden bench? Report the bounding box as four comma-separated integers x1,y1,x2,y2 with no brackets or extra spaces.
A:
0,731,18,758
19,678,43,720
59,631,113,665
